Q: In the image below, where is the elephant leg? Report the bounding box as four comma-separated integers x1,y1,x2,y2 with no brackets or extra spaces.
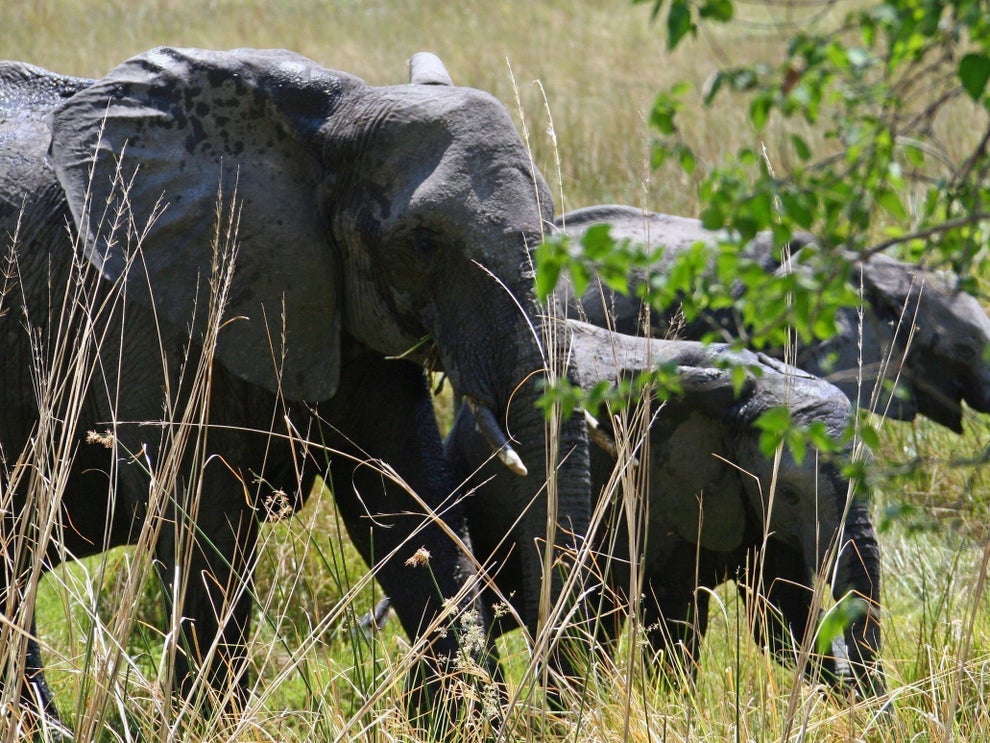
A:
0,554,61,732
154,486,258,712
586,572,626,661
23,615,60,725
324,351,497,720
834,499,885,698
0,523,59,732
744,540,836,683
2,440,136,730
0,616,61,738
583,482,635,662
641,542,717,686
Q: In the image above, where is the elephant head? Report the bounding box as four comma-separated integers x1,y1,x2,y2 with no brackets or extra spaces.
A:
51,46,589,591
573,320,883,697
448,319,884,698
807,250,990,432
2,49,592,722
553,204,990,432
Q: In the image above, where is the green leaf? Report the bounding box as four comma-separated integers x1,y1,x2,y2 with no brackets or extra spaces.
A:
580,223,616,259
859,422,881,450
535,262,559,302
569,260,591,297
816,595,867,654
780,196,811,229
730,363,749,397
700,203,725,230
876,186,908,221
703,71,725,105
534,239,564,301
746,191,775,231
679,145,697,174
806,421,837,453
651,143,670,169
959,53,990,101
650,91,681,134
754,406,792,457
790,134,811,162
699,0,733,22
666,0,694,50
788,432,807,465
749,93,772,131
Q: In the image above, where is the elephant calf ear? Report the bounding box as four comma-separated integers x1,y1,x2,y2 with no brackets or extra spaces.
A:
50,47,346,401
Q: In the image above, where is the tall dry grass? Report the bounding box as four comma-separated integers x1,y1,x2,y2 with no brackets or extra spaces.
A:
1,0,989,740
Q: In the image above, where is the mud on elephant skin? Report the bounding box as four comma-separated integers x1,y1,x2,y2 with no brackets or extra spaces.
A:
448,320,884,698
0,50,590,726
554,204,990,432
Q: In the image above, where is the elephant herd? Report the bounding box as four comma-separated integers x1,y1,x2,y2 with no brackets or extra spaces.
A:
1,47,988,733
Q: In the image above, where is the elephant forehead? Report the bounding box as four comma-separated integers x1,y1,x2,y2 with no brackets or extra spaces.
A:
735,438,845,528
924,289,990,354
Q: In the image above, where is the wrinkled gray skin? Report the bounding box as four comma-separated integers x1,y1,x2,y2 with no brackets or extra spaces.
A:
0,51,590,725
557,204,990,433
448,320,884,698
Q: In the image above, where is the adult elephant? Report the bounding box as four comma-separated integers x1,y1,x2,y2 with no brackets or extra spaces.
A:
447,320,884,699
555,204,990,432
0,49,590,727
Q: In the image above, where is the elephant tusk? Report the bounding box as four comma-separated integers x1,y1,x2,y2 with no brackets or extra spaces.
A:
583,409,639,466
465,397,529,477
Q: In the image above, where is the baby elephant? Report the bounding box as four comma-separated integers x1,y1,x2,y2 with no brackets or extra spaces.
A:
447,320,884,698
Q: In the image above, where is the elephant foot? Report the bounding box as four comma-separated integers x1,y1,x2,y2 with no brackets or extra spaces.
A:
5,686,67,743
4,637,67,742
404,616,506,740
405,662,504,742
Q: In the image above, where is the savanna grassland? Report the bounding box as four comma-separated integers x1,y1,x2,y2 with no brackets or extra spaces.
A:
2,1,990,740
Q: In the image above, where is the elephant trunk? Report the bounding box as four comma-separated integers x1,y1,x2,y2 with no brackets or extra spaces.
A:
439,267,592,677
502,355,591,690
834,496,885,698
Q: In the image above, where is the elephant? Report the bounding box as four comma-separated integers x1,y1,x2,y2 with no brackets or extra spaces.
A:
447,320,884,698
0,49,591,727
554,204,990,433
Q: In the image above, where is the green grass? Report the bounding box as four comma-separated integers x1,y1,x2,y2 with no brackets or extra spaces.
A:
4,0,990,740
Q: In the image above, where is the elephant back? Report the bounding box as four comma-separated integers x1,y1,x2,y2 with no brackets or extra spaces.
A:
1,63,91,337
1,62,90,224
0,61,91,116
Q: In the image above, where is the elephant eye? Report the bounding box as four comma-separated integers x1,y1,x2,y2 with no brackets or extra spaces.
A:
412,234,436,259
404,227,442,268
778,485,800,506
953,340,977,362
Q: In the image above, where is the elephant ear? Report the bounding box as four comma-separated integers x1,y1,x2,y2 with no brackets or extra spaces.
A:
50,47,349,401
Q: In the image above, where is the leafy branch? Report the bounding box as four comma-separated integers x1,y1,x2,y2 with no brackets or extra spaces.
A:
537,0,990,465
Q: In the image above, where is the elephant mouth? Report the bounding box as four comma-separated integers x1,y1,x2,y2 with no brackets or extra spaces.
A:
391,338,528,475
464,396,616,477
464,396,528,476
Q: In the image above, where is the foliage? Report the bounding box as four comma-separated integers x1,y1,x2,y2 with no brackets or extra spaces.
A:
537,0,990,454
